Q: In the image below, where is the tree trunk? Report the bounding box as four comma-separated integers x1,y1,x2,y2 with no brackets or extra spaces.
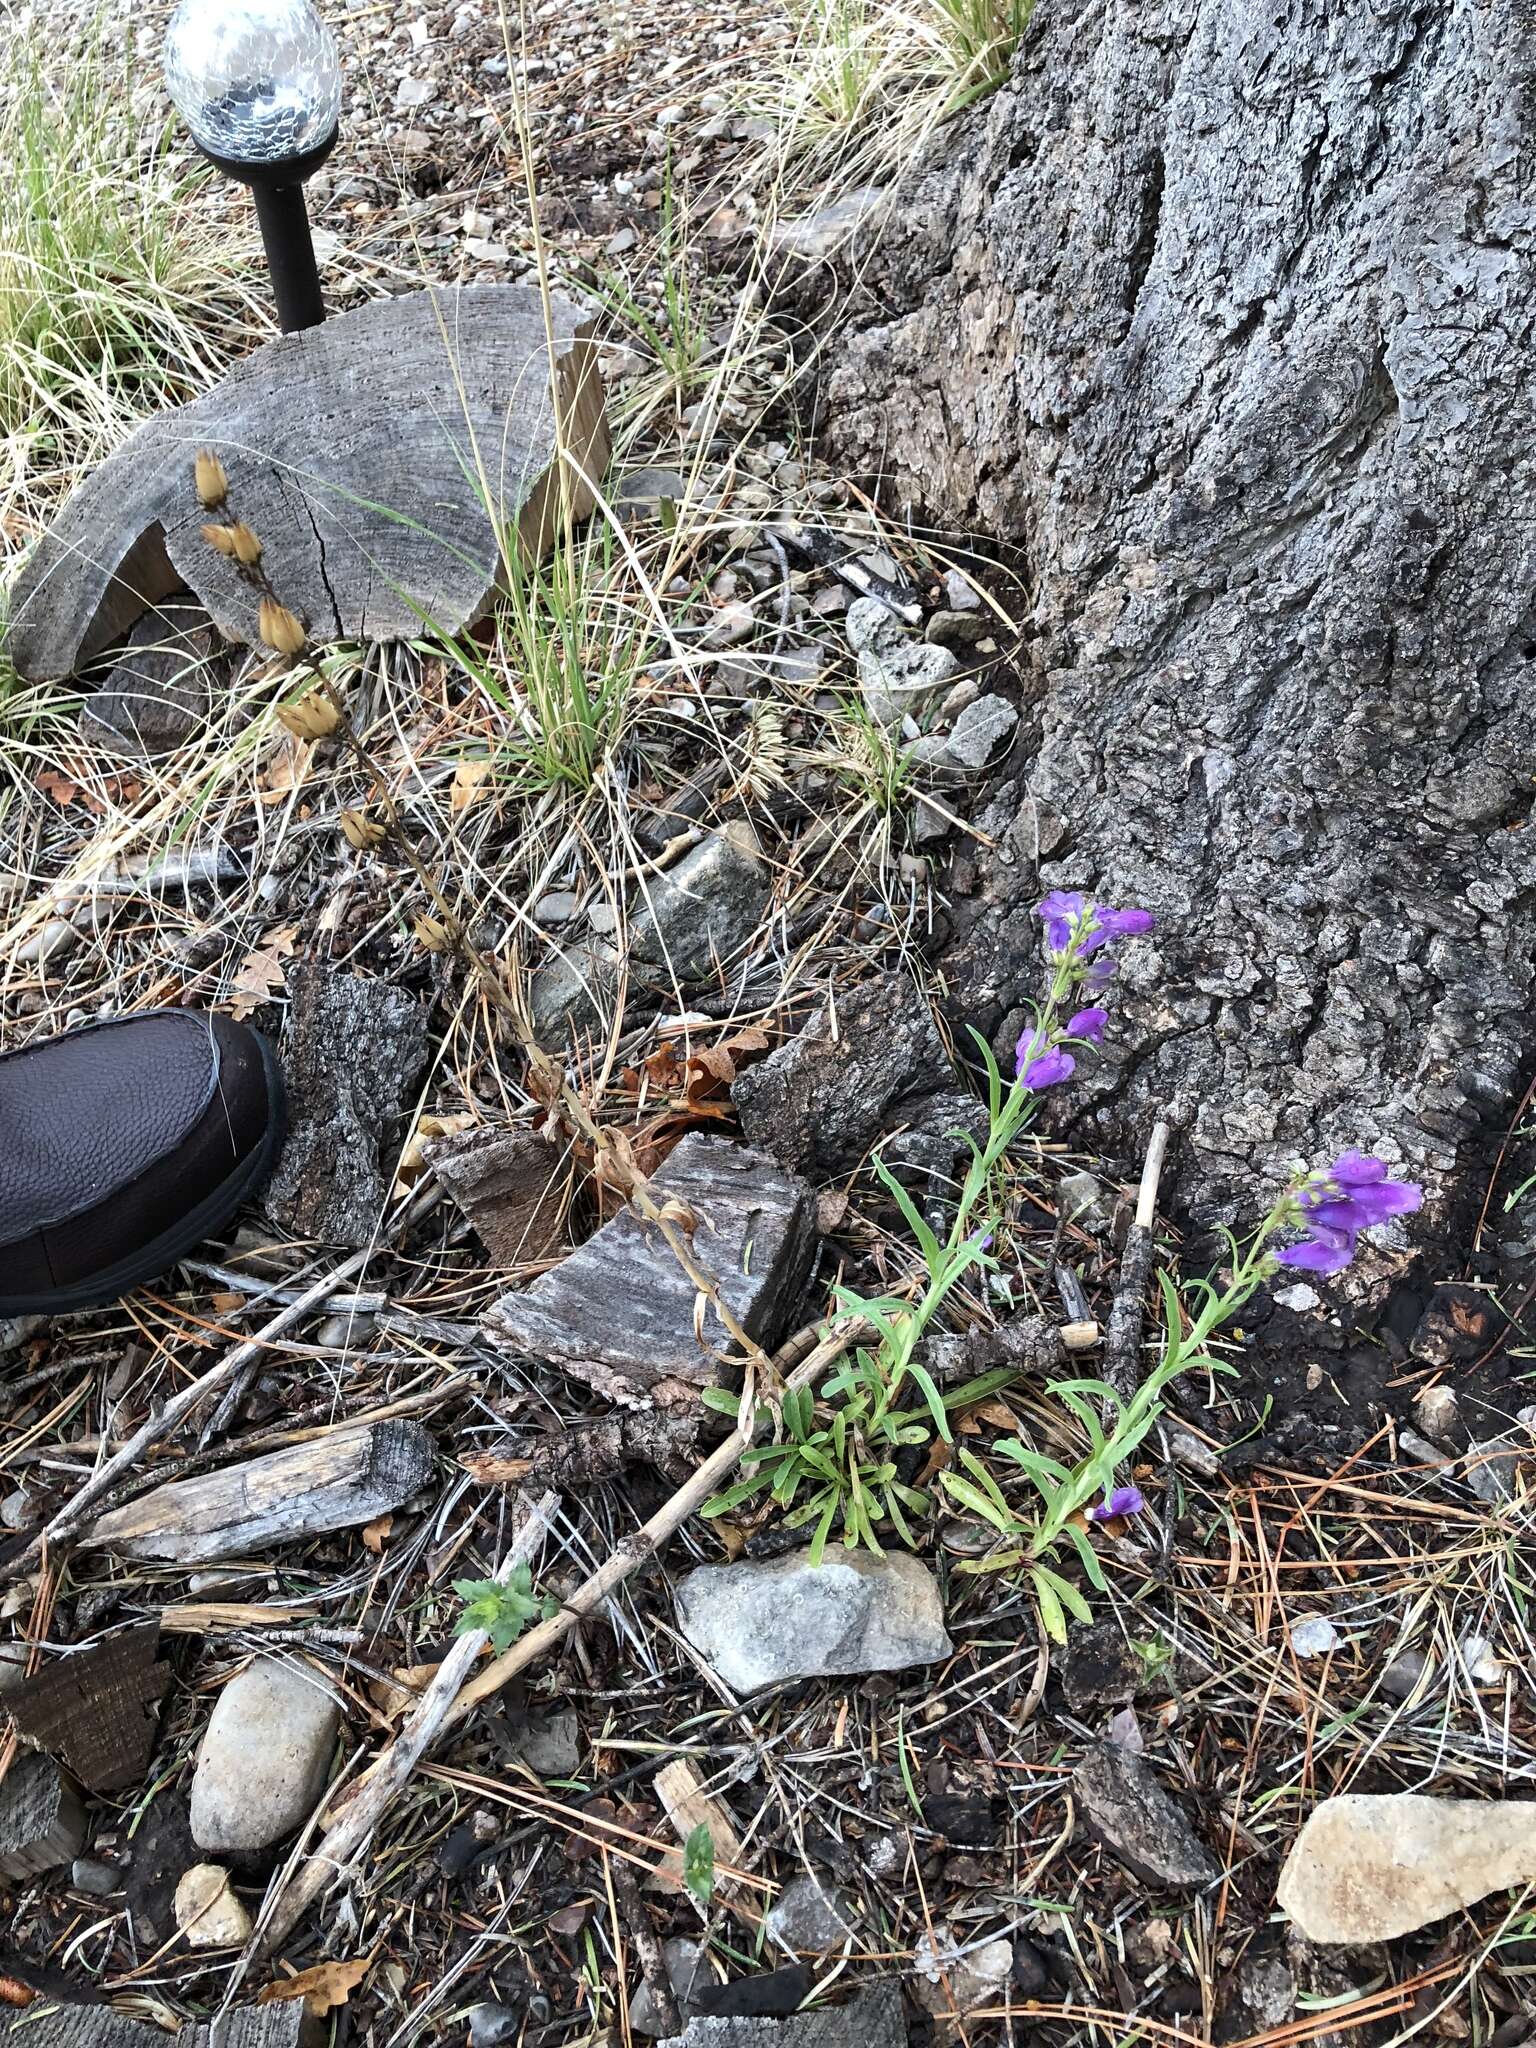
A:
818,0,1536,1248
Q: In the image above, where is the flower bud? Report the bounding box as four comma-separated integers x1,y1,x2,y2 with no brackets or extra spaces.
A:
258,599,307,658
200,522,238,557
340,808,387,851
228,521,263,566
194,449,228,507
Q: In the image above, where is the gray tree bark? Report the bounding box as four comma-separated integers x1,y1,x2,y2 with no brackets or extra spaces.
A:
818,0,1536,1248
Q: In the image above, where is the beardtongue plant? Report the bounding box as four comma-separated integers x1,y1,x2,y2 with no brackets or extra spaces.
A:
706,890,1423,1645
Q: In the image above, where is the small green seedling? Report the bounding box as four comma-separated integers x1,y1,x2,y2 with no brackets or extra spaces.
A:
683,1822,716,1908
452,1565,556,1655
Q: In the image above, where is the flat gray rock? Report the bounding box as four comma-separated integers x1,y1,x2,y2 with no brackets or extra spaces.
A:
189,1656,339,1854
1072,1740,1218,1888
485,1133,816,1394
78,590,220,756
265,965,431,1249
659,1985,906,2048
630,1937,710,2035
6,286,609,680
764,1874,862,1954
675,1547,951,1693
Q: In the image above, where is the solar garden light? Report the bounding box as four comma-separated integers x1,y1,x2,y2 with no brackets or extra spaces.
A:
165,0,342,334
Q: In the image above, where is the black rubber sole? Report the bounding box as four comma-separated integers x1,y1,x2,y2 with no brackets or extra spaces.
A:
0,1030,286,1318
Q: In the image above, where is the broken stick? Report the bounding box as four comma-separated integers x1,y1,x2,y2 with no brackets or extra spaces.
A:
1102,1119,1172,1405
254,1489,559,1951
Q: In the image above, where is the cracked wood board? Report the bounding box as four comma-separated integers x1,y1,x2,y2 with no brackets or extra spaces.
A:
5,284,609,681
484,1133,817,1394
0,2007,172,2047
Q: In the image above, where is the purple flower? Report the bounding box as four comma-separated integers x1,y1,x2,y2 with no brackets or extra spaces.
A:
1086,1486,1145,1523
1277,1154,1423,1276
1067,1007,1108,1044
1020,1046,1076,1090
1037,890,1088,954
1034,892,1155,968
1076,906,1156,958
1276,1236,1354,1275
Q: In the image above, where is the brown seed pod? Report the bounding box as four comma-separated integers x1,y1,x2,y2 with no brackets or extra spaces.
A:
276,688,342,741
200,522,239,558
411,913,458,954
340,809,387,851
194,450,228,508
258,599,307,658
228,521,263,566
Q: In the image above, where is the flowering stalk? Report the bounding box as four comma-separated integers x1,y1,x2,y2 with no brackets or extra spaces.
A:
188,452,781,1387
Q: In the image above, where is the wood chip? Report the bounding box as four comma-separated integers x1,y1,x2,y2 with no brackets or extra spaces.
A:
0,1754,85,1881
5,1623,169,1794
651,1758,747,1898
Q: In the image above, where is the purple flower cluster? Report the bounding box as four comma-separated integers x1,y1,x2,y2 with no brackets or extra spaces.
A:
1037,891,1156,974
1276,1152,1423,1275
1016,892,1155,1089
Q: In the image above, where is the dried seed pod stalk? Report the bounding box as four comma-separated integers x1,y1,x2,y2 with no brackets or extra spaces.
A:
412,913,459,954
277,689,342,742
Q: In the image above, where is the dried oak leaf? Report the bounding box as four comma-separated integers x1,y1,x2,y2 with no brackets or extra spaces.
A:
258,1955,371,2018
227,923,298,1019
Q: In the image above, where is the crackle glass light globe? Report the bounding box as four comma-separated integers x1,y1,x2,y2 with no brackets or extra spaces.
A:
165,0,341,166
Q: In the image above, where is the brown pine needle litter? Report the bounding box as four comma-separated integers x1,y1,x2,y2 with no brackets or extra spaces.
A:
1,1,1534,2044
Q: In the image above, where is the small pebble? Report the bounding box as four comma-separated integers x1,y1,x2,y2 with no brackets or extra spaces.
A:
1288,1616,1339,1660
944,567,982,610
468,2000,522,2046
71,1857,120,1897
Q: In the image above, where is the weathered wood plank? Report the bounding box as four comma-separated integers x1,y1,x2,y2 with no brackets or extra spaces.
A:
178,2005,306,2047
0,1754,85,1880
85,1421,436,1563
0,2004,169,2047
5,285,609,682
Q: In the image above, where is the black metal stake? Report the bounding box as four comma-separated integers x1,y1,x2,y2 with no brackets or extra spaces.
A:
201,128,338,337
250,181,325,333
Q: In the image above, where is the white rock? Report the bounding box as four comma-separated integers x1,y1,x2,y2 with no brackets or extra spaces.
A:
1415,1384,1460,1445
1278,1793,1536,1943
1274,1282,1322,1311
189,1657,339,1852
1458,1634,1503,1684
1288,1616,1339,1659
674,1547,951,1693
913,1927,1014,2014
846,598,958,728
395,75,437,109
174,1863,251,1949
